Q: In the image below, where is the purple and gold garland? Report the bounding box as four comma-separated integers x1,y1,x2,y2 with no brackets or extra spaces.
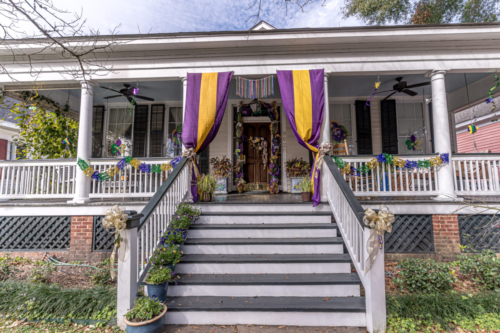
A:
333,153,449,176
77,156,180,182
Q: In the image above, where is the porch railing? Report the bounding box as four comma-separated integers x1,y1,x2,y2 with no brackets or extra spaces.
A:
116,157,190,328
452,154,500,195
337,154,439,196
88,158,173,198
324,157,386,333
0,159,77,198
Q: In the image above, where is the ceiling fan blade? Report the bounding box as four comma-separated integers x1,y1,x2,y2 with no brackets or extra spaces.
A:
406,82,431,89
134,95,155,101
395,77,404,82
98,86,122,94
382,91,397,101
103,95,124,99
402,89,418,96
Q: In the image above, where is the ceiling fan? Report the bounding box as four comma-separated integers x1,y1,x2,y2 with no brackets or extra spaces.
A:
99,84,154,104
376,77,431,101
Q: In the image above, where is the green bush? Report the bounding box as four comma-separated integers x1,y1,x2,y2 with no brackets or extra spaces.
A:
171,214,192,230
125,296,164,322
29,262,57,284
394,258,458,293
0,280,116,321
387,292,500,331
175,203,201,220
456,250,500,291
149,245,183,267
85,259,114,286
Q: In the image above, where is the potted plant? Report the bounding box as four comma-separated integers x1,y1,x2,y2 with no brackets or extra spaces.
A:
210,156,232,194
124,296,167,333
286,158,311,194
145,266,178,303
298,177,312,202
161,228,187,251
149,244,183,271
198,173,217,201
171,214,193,230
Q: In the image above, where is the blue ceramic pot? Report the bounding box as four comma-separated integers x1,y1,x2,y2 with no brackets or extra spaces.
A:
146,282,168,303
124,305,167,333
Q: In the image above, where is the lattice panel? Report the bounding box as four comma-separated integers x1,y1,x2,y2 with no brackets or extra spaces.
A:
385,215,434,253
0,216,71,250
458,215,500,253
93,216,115,252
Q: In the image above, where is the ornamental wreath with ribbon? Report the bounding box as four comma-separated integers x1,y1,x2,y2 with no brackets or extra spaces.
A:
363,205,395,273
102,206,128,280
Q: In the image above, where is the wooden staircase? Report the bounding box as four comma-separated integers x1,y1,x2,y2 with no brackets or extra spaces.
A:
164,203,366,327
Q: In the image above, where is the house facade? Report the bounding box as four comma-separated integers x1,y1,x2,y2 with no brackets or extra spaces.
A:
1,22,500,332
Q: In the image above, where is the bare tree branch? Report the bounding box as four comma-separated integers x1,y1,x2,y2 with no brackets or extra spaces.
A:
246,0,327,24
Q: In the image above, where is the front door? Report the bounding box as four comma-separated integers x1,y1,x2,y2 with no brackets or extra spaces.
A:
243,122,271,191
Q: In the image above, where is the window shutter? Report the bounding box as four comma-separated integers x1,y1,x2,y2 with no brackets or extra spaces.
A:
150,104,165,157
355,101,373,155
133,105,149,157
92,106,105,158
381,100,398,154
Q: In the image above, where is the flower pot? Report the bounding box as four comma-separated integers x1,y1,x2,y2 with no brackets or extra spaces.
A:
215,177,228,194
291,177,303,194
173,242,184,252
301,192,311,202
237,186,244,193
124,304,167,333
146,282,168,303
201,192,212,202
165,263,176,271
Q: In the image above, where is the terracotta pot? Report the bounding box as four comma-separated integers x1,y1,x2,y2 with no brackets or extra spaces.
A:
301,192,311,202
201,192,212,202
124,304,167,333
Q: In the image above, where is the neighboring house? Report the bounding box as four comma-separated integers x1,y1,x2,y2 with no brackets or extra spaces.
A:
0,21,500,332
0,95,20,161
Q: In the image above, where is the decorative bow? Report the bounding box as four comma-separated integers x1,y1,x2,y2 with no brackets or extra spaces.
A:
363,205,395,273
405,135,422,151
182,148,201,179
102,206,129,280
315,143,332,172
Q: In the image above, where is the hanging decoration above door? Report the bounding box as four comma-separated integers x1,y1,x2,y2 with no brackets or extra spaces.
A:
236,76,274,99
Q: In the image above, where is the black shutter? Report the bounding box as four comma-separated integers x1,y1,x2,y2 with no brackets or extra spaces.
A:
133,105,148,157
355,101,373,155
428,102,435,153
150,104,165,157
381,100,398,154
92,106,105,158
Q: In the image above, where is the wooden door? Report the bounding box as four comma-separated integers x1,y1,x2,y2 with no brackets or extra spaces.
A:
244,123,270,187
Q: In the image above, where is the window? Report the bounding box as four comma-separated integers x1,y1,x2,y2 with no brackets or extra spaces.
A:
106,107,133,157
355,101,372,155
167,107,183,157
330,104,355,154
150,105,165,157
396,102,426,154
92,106,105,158
381,100,398,154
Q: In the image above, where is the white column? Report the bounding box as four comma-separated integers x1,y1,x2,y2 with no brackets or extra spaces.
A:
117,227,138,329
71,81,96,203
320,72,330,203
180,76,188,153
429,70,457,200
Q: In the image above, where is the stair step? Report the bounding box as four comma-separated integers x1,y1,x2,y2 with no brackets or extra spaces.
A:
189,223,337,229
175,273,361,285
165,296,365,312
184,237,343,245
198,213,332,224
187,224,337,238
196,202,331,213
174,254,352,274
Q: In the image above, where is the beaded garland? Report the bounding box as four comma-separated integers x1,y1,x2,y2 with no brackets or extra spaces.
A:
77,157,180,182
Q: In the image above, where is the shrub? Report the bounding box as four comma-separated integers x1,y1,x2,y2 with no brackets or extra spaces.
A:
125,296,164,322
161,229,186,245
394,258,458,293
145,267,178,285
298,176,312,192
456,250,500,291
149,245,183,267
285,157,311,177
85,259,114,286
29,262,57,284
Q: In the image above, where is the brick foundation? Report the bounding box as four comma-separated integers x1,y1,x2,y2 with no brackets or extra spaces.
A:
3,216,110,263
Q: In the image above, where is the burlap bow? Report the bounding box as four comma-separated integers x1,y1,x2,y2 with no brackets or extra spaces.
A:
102,206,128,280
315,142,333,172
362,205,395,273
182,148,201,179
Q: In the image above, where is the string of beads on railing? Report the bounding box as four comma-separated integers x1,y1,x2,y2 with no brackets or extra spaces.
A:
77,156,181,182
332,153,449,177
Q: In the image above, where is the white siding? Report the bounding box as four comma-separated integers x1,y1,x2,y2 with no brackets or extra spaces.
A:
285,117,310,192
208,110,229,171
370,97,383,155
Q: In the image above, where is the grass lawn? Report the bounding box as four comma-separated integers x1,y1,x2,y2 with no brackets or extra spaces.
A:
0,317,122,332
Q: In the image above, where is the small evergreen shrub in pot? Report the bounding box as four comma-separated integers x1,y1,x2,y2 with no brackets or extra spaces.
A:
124,296,167,333
149,245,183,271
145,266,178,303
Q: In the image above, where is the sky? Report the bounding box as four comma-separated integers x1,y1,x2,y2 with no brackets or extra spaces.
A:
45,0,365,35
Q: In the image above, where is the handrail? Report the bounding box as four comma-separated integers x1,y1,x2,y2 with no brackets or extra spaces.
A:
325,157,366,229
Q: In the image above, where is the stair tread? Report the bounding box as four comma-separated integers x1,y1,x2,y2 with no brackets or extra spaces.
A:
200,212,333,216
165,296,365,312
184,237,343,245
180,253,351,263
189,223,337,229
175,273,361,285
